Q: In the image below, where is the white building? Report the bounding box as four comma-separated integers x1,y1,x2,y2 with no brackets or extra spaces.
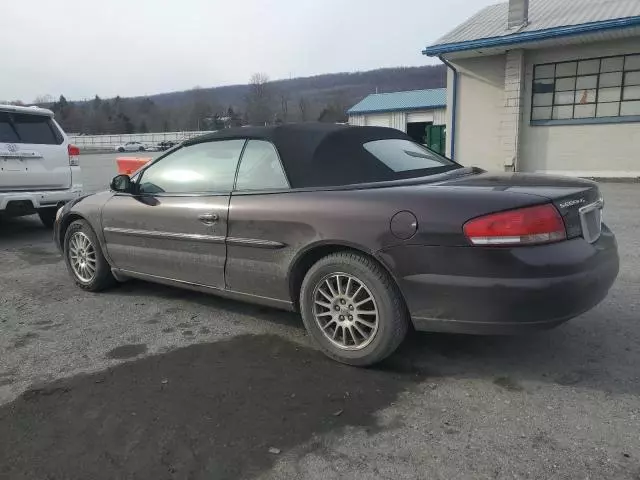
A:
424,0,640,178
348,88,448,154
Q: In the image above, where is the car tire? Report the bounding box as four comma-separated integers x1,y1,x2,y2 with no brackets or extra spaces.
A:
138,146,145,151
300,251,408,366
63,219,116,292
117,147,125,152
37,207,57,228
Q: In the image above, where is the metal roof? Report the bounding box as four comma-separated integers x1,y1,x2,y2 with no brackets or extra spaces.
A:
347,88,447,115
424,0,640,56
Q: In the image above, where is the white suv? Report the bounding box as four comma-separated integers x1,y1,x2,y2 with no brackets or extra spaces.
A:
0,104,82,227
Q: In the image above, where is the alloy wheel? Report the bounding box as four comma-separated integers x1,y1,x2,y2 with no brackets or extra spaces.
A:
68,231,97,283
312,273,379,350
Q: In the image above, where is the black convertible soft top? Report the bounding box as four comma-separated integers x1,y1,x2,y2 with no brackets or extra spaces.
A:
184,123,422,188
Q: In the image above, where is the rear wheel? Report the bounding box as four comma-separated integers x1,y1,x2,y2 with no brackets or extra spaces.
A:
300,252,408,366
37,207,57,228
63,220,116,291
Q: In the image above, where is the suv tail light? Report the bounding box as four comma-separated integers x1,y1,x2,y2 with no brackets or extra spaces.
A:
463,204,566,246
68,144,80,166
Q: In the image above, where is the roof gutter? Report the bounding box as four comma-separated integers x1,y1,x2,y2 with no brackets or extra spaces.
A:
422,15,640,56
438,56,458,161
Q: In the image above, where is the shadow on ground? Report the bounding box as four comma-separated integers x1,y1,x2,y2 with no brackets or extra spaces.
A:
0,216,49,246
111,279,304,330
0,334,424,480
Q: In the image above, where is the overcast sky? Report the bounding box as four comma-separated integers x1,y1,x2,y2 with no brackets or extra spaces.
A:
2,0,498,102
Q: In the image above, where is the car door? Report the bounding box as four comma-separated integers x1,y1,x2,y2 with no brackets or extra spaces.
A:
101,139,246,288
225,139,294,300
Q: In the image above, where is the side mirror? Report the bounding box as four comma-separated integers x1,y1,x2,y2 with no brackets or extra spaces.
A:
110,174,133,193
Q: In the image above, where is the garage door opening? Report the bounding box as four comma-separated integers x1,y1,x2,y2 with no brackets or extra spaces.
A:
406,122,446,156
406,122,430,144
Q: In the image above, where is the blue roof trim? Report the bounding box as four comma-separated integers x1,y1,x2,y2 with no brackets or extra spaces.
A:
347,88,447,115
423,15,640,56
347,104,446,115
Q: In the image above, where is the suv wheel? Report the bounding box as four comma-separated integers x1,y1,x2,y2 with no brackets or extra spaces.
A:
300,252,408,366
63,220,116,291
37,207,57,228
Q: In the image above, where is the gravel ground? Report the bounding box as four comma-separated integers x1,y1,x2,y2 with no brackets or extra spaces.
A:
0,174,639,479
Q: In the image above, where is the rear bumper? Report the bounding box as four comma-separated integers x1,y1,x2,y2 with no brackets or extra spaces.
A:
378,226,619,335
0,186,83,213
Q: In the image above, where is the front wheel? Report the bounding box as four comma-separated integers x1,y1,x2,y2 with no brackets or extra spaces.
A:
138,146,145,151
63,220,116,291
37,207,57,228
300,252,409,366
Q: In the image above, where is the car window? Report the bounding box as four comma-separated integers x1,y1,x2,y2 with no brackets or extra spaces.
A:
362,139,453,173
138,139,245,194
235,140,289,190
0,113,19,142
0,112,62,145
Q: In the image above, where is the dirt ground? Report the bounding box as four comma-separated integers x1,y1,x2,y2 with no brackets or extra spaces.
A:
0,180,639,480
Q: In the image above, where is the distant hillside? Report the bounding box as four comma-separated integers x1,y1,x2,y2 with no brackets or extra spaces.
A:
146,65,447,110
44,64,446,134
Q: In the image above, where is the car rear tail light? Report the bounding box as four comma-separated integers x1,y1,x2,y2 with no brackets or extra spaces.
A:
68,144,80,166
463,204,566,246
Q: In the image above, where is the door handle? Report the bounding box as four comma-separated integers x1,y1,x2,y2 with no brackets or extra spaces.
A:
198,213,219,225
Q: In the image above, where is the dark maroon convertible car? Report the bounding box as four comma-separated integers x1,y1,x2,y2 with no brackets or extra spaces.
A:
54,124,619,365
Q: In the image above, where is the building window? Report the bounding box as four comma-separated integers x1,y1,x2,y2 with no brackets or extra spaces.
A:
532,54,640,122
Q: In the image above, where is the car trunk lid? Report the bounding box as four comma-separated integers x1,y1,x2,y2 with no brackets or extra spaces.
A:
0,109,71,191
439,172,603,243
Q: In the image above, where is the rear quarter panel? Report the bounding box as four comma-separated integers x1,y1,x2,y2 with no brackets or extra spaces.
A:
226,184,547,303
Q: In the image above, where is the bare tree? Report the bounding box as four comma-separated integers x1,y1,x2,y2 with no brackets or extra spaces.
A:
249,73,269,95
279,90,290,123
245,73,273,125
178,87,220,131
33,94,54,105
298,96,308,122
317,89,349,123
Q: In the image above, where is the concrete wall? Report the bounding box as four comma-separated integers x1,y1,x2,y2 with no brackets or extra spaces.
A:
500,50,526,171
520,38,640,176
451,55,506,171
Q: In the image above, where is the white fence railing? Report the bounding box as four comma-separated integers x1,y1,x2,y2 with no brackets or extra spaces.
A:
70,131,215,149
